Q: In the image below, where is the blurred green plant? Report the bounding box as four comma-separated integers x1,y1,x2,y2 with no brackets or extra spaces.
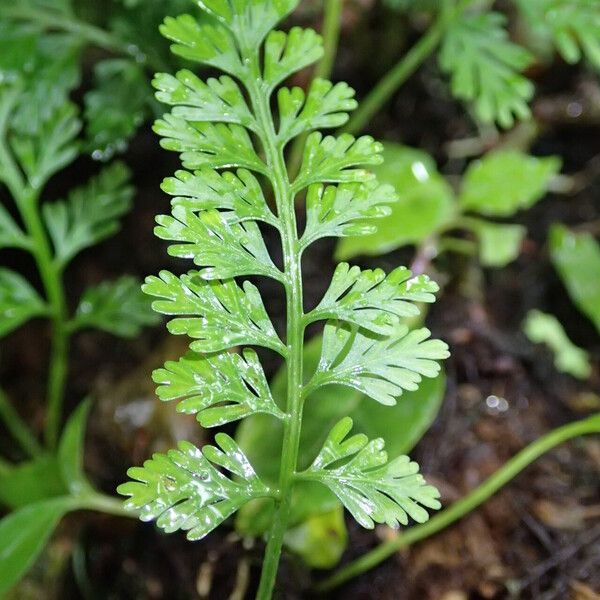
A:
336,143,560,269
0,0,191,157
346,0,600,134
523,310,591,379
0,22,158,593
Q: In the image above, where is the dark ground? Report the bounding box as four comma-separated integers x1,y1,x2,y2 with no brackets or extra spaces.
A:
1,4,600,599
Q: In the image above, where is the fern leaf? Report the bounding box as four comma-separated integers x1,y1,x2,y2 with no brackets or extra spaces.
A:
277,79,357,143
155,208,282,281
43,161,133,267
308,322,449,405
10,103,81,189
71,276,158,338
161,168,277,227
0,268,48,338
292,133,384,192
159,16,244,77
264,27,323,89
153,70,257,131
299,417,441,529
516,0,600,68
0,205,29,251
153,349,285,426
439,12,534,128
197,0,299,49
300,181,396,248
118,435,273,540
154,115,266,173
143,271,285,355
306,264,439,335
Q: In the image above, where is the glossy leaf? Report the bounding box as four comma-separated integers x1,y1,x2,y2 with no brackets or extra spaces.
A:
524,310,591,379
335,143,455,260
153,70,256,130
277,79,357,142
84,58,149,155
263,27,323,89
299,417,441,529
160,16,244,77
292,132,383,192
309,322,449,406
0,498,71,596
162,168,277,226
155,207,282,281
301,181,396,248
43,161,133,267
439,12,534,128
153,349,285,426
143,271,285,354
197,0,299,49
306,263,438,335
118,435,272,540
10,103,81,189
459,151,560,217
549,225,600,333
72,276,159,338
0,204,29,250
154,114,266,173
0,268,47,338
465,219,527,267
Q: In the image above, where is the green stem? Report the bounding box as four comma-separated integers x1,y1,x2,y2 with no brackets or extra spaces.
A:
76,491,138,519
243,51,306,599
315,0,344,81
0,388,43,458
316,413,600,592
288,0,344,178
16,190,70,449
341,0,473,136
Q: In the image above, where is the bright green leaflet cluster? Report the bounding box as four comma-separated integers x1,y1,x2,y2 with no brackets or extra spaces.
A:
118,1,449,596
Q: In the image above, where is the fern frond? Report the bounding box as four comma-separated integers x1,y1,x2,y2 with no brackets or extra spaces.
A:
155,208,282,281
299,417,441,529
143,270,286,354
515,0,600,68
439,12,534,128
154,116,267,173
154,349,285,426
161,168,277,227
300,181,396,248
42,161,133,267
305,264,439,335
153,70,257,131
277,79,357,143
308,322,449,406
118,435,273,540
293,133,384,191
264,27,323,89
